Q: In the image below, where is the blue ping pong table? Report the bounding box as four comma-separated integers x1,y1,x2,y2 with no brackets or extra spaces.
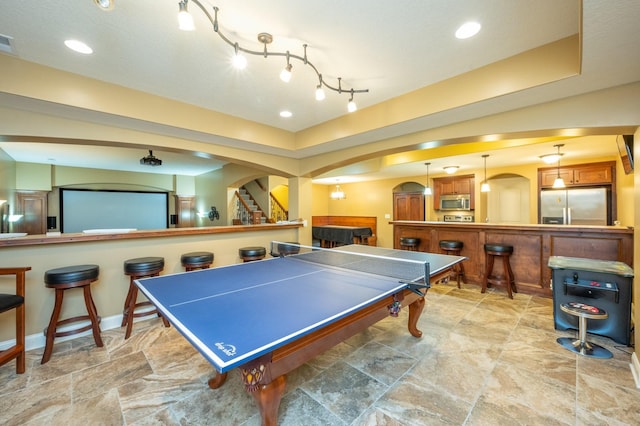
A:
135,243,464,425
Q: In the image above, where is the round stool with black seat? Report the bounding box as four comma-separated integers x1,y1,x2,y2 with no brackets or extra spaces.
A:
482,243,517,299
122,257,169,339
181,251,214,271
557,302,612,359
399,237,420,251
239,246,266,262
270,242,300,257
41,264,102,364
439,240,465,288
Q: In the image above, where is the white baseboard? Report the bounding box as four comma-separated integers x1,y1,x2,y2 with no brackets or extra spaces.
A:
631,352,640,388
0,312,154,352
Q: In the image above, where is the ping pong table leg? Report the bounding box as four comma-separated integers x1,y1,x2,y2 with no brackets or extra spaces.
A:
207,371,228,389
251,375,286,426
407,296,425,338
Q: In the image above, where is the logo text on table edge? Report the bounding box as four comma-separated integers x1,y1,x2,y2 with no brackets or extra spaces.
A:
215,342,237,356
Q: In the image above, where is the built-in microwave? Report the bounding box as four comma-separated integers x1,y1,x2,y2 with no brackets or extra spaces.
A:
439,194,471,210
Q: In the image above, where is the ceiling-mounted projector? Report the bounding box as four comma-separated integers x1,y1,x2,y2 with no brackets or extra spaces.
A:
140,150,162,166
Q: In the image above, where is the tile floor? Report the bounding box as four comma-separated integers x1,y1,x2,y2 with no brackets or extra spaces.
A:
1,281,639,425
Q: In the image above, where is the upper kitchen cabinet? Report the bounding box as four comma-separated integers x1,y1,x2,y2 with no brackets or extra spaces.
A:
539,161,615,188
433,174,475,210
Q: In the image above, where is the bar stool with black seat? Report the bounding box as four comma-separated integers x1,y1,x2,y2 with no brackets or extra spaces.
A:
122,257,169,339
41,264,102,364
399,237,420,251
482,243,517,299
181,251,214,271
439,240,465,288
239,246,266,262
0,267,31,373
270,242,300,257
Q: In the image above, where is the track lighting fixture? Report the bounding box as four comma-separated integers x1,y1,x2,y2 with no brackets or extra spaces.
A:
232,42,247,69
176,1,368,112
347,90,357,112
177,1,195,30
280,52,292,83
315,75,326,101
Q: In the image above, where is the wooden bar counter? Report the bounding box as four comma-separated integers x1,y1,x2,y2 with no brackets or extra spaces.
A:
391,221,633,297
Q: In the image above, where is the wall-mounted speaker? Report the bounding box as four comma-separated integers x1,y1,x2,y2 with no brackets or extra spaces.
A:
47,216,57,230
170,214,177,225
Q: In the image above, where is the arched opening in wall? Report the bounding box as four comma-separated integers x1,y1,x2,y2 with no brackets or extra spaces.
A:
229,176,289,225
392,181,425,221
484,173,531,224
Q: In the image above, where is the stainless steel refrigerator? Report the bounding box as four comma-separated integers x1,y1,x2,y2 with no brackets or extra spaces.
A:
540,187,608,225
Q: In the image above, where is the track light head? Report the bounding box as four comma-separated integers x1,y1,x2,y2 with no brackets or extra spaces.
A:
177,1,195,31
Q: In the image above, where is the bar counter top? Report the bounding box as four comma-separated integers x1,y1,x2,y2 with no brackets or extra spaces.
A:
390,221,633,297
0,222,303,248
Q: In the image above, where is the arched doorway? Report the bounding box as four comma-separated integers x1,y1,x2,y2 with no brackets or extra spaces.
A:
484,174,531,224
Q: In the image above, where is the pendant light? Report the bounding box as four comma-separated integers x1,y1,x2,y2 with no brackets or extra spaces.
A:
330,182,345,200
481,155,490,192
424,162,432,195
552,144,566,189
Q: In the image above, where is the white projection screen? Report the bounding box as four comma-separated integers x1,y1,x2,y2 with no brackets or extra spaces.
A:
60,189,169,233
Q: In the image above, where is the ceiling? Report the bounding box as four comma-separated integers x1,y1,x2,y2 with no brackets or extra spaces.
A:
0,0,638,181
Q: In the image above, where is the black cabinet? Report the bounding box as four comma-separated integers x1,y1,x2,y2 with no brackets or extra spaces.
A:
549,256,633,345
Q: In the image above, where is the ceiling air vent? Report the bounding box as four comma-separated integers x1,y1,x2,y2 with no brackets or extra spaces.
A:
0,34,16,55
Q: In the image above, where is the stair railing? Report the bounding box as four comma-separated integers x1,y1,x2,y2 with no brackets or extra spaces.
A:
270,192,288,222
233,190,255,224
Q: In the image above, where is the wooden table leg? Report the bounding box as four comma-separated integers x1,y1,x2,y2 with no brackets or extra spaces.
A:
207,371,228,389
407,296,425,337
251,375,286,426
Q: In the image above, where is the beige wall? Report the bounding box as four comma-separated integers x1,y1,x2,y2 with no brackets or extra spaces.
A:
0,149,16,204
16,163,51,191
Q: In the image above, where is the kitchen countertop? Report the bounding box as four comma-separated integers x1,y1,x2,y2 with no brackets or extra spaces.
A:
391,220,632,232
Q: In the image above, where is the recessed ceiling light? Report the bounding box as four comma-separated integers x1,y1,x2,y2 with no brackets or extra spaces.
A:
94,0,114,11
455,22,481,39
64,39,93,54
280,111,292,118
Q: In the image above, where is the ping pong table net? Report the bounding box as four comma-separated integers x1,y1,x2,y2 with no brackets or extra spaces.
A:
269,241,430,290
